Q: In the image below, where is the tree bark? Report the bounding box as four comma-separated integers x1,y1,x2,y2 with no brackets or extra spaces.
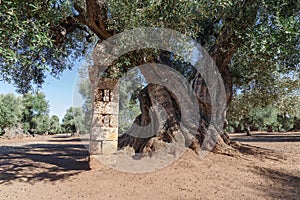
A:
117,1,259,155
119,84,185,155
74,0,113,41
246,125,251,136
80,0,260,156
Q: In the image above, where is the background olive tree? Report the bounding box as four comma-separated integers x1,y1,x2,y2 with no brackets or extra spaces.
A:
0,92,65,136
62,107,85,135
0,93,22,134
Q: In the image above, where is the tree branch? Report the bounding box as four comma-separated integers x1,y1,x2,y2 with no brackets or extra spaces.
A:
209,0,259,104
86,0,113,40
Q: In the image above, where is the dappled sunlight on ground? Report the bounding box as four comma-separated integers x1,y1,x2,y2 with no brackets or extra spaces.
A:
0,133,299,199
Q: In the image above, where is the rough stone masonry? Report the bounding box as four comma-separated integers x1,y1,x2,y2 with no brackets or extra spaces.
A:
89,78,119,155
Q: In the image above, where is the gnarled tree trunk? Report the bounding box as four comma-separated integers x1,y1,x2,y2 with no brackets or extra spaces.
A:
118,74,234,156
72,0,259,157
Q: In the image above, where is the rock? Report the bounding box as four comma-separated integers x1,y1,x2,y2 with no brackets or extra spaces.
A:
3,123,28,139
118,146,135,157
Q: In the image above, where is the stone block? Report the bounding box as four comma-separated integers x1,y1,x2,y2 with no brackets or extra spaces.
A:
92,114,118,127
102,127,118,140
90,127,118,141
102,115,110,126
110,92,119,102
94,102,119,115
102,140,118,155
98,78,118,90
109,115,118,127
103,89,110,102
89,140,102,155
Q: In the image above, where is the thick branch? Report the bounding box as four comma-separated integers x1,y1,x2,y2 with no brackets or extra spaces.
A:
209,0,259,104
75,0,113,40
209,27,240,104
86,0,110,39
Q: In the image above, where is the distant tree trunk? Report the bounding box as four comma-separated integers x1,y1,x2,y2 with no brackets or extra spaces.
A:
293,117,300,131
234,124,242,133
246,125,251,136
267,125,273,132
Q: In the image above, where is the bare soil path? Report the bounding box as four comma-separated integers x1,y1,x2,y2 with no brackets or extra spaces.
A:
0,132,299,200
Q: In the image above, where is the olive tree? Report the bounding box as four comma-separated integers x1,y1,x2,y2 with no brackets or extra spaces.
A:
1,0,299,154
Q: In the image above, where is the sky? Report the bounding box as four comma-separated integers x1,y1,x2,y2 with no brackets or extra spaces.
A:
0,60,85,120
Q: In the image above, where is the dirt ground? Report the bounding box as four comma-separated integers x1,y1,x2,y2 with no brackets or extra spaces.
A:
0,132,299,200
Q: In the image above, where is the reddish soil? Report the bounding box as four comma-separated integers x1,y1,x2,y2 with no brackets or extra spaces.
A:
0,132,299,200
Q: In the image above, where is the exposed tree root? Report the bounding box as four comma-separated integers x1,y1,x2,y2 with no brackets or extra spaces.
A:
118,83,285,161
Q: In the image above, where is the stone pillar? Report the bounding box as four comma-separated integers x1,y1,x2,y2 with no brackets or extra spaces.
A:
90,78,119,155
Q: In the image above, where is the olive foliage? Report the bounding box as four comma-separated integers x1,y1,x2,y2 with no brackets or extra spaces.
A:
0,0,299,134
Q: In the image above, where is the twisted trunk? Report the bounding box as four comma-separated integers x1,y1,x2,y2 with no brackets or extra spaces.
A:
76,0,260,156
118,81,234,156
118,1,259,155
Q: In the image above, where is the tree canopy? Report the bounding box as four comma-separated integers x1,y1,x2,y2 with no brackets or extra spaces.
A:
0,0,95,93
0,92,93,136
0,93,22,132
49,115,61,134
0,92,63,135
21,92,50,134
62,106,85,134
1,0,299,92
0,0,299,144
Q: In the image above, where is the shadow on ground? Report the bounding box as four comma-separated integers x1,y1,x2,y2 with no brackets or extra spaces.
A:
0,137,89,185
48,138,89,143
230,133,300,143
251,167,300,199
